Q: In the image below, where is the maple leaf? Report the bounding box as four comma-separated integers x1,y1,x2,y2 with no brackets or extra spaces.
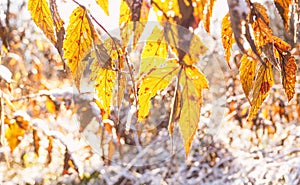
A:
274,0,292,30
63,7,97,88
138,60,180,121
221,13,235,66
28,0,56,44
281,55,297,101
239,52,258,100
96,0,109,15
179,65,208,157
248,60,274,121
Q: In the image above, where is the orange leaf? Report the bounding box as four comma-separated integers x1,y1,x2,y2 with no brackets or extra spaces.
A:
221,13,235,66
273,36,291,52
282,55,297,101
248,60,274,121
239,53,258,99
274,0,292,30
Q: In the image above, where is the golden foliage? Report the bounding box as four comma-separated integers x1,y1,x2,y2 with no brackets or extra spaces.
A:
28,0,56,43
96,0,109,15
282,55,297,101
63,7,97,88
5,121,25,152
138,60,180,121
274,0,292,30
221,13,235,66
248,61,274,121
179,66,208,156
239,53,258,99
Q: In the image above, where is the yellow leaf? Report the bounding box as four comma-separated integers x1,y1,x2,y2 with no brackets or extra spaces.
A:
239,53,258,99
139,26,168,76
96,0,109,15
274,0,292,30
90,61,116,119
119,0,150,48
181,34,207,65
5,122,25,152
282,55,297,101
28,0,56,43
248,60,274,121
221,13,235,66
179,66,208,157
152,0,181,23
63,7,97,88
138,60,180,121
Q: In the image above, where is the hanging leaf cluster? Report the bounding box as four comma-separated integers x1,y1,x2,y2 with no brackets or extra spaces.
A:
26,0,298,159
222,0,297,121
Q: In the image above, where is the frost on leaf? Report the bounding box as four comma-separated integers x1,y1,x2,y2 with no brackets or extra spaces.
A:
281,55,297,101
138,60,180,121
179,65,208,157
96,0,109,15
221,13,235,66
239,52,258,100
63,7,97,88
28,0,56,44
248,60,274,121
274,0,292,30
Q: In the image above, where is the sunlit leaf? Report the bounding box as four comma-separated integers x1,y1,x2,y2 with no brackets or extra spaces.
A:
119,0,150,48
282,55,297,101
63,7,97,88
152,0,181,23
251,3,273,47
273,36,291,52
239,53,258,99
90,62,117,119
139,26,168,76
248,60,274,121
221,13,235,66
179,65,208,156
5,122,25,152
96,0,109,15
28,0,56,43
138,60,180,121
274,0,292,30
